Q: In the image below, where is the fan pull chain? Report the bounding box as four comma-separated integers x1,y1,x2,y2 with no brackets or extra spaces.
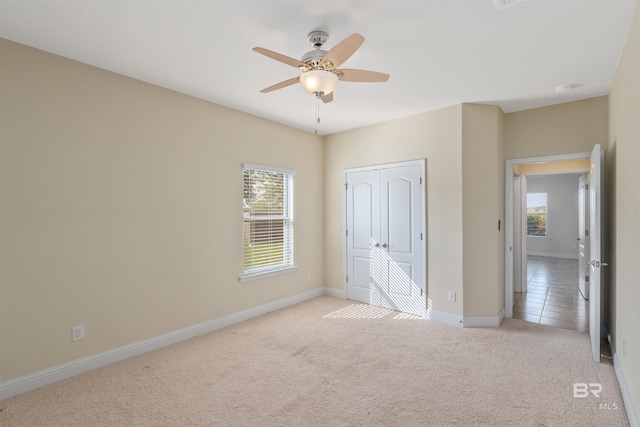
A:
315,95,320,135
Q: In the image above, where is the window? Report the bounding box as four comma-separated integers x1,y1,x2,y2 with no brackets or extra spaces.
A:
527,192,548,237
242,164,294,279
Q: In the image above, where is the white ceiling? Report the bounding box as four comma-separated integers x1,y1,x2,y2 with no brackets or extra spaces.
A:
1,0,637,135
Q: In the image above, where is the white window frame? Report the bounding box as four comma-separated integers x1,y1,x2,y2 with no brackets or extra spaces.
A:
526,191,549,239
240,164,296,282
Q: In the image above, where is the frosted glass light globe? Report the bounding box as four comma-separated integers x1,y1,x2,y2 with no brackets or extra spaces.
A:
299,69,338,96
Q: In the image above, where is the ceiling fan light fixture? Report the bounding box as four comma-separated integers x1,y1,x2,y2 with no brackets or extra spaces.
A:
299,69,339,96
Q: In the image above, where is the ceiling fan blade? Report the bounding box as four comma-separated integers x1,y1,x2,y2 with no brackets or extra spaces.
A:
339,69,390,82
322,33,365,69
253,47,307,69
321,92,333,103
260,76,300,93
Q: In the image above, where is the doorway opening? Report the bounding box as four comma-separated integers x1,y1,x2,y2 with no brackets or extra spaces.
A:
516,172,589,332
505,153,591,332
505,146,608,364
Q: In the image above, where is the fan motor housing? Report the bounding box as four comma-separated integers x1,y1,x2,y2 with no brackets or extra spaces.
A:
301,49,327,67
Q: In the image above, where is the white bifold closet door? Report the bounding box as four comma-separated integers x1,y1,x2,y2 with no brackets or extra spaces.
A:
345,161,426,317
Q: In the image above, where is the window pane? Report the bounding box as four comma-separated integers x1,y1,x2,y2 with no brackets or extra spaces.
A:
526,192,547,237
243,166,294,275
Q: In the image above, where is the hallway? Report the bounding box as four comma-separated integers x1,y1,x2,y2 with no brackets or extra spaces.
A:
513,256,589,332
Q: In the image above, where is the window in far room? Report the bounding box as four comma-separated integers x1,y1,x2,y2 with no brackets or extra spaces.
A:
242,164,295,280
527,191,548,237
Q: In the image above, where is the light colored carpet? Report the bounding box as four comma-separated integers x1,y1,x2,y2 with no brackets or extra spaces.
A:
0,296,629,426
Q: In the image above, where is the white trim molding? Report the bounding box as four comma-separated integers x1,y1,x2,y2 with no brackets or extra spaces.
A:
463,309,505,328
0,288,324,401
239,265,298,283
614,353,639,427
426,309,464,327
323,287,346,299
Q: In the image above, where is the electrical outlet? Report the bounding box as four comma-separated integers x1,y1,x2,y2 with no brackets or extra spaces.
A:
306,273,311,282
72,325,85,342
448,291,456,302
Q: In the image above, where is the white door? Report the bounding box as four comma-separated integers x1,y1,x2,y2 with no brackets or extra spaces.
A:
346,162,426,317
589,144,605,363
578,174,590,300
345,169,380,304
377,166,425,315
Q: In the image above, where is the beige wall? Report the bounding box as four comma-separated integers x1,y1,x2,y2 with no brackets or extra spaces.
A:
324,106,465,317
461,104,505,317
2,17,639,422
500,10,639,419
503,99,611,319
504,97,610,324
609,1,640,418
324,103,507,321
504,96,609,160
0,40,325,382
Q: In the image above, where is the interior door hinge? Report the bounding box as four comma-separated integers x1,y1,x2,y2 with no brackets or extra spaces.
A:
585,230,589,236
585,275,590,282
346,276,349,283
346,229,349,237
345,183,348,190
420,233,423,240
420,177,423,185
585,184,589,190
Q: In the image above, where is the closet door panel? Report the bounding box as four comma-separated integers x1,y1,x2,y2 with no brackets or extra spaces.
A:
345,161,425,317
346,170,380,304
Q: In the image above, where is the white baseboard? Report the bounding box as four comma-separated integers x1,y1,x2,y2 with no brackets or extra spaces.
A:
463,308,505,328
323,287,346,299
426,309,464,327
0,287,324,401
614,353,639,427
528,251,578,260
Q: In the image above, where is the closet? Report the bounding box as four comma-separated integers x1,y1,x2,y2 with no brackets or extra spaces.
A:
345,160,426,317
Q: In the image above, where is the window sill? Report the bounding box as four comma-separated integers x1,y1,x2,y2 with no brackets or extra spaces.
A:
527,236,551,240
239,266,298,283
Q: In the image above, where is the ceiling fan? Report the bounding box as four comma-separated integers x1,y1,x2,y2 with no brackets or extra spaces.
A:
253,31,390,103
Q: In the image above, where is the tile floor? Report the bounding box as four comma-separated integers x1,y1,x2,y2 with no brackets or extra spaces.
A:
513,256,589,332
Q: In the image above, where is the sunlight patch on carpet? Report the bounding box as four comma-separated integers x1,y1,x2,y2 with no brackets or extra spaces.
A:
322,303,393,319
392,312,424,320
